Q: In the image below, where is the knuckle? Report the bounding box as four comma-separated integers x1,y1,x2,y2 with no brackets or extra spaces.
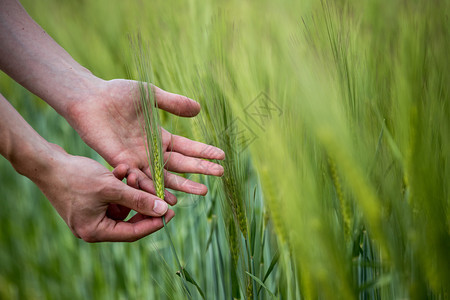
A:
99,182,121,201
132,192,148,212
174,156,183,171
198,160,209,172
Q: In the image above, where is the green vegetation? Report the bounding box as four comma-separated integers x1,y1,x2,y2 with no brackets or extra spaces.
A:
0,0,448,299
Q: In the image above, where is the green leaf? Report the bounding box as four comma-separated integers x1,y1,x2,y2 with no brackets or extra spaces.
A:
176,268,206,300
258,251,280,295
245,272,276,298
358,274,393,292
205,215,217,251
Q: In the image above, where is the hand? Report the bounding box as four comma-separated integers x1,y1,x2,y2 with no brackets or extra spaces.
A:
34,144,174,242
0,0,219,242
66,79,225,202
0,0,223,200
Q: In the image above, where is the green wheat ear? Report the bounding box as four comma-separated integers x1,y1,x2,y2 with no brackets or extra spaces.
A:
131,38,165,201
129,35,196,299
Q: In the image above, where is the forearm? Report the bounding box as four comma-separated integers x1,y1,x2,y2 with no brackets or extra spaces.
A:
0,0,103,117
0,93,55,182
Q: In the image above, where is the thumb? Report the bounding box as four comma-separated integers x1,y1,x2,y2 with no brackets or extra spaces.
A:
114,182,169,217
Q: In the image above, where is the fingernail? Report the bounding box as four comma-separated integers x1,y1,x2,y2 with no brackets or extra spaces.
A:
153,200,168,215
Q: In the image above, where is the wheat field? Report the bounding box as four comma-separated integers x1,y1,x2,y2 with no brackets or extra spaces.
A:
0,0,448,299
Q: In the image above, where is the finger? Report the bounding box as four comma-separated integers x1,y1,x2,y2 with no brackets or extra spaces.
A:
127,210,175,224
137,175,178,205
153,85,201,117
164,171,208,195
142,167,208,195
97,209,175,242
128,168,177,205
163,151,224,176
169,134,225,160
127,212,148,223
113,164,129,181
127,171,139,189
114,182,169,217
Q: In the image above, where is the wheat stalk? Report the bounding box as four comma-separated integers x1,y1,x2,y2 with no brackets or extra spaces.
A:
130,35,196,299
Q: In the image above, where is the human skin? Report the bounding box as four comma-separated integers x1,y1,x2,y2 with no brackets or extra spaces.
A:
0,0,225,242
0,94,175,242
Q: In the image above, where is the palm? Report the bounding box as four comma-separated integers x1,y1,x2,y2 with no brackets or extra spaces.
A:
67,79,224,205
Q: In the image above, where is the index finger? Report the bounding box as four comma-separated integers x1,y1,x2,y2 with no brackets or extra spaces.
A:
153,85,201,117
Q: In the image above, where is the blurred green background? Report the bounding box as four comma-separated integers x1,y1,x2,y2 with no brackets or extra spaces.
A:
1,0,449,299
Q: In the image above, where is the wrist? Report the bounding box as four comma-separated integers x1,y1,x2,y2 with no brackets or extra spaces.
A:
0,93,70,188
47,67,106,119
10,139,64,185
